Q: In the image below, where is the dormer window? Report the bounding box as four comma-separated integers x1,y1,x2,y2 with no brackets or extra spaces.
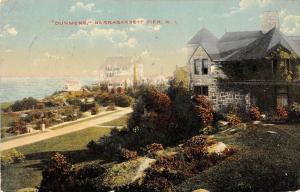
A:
194,59,209,75
194,59,201,75
202,59,208,74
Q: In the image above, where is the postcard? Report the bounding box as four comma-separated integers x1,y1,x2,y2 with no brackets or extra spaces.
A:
1,0,300,192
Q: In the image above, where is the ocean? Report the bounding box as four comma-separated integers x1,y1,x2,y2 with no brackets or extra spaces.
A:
0,77,98,103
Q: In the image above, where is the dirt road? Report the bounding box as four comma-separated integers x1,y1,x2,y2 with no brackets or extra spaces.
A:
0,107,132,151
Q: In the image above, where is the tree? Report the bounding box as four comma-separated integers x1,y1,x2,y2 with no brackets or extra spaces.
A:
39,153,74,192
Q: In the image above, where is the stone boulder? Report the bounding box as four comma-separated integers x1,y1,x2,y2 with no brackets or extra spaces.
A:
193,189,210,192
217,120,229,127
102,157,156,188
206,142,227,154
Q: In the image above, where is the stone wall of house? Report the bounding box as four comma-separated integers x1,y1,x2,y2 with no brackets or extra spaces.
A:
208,83,251,111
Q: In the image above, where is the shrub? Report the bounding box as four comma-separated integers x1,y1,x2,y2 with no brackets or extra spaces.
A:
121,148,138,160
1,149,25,167
145,143,164,154
106,103,116,111
10,97,38,112
128,87,172,132
8,120,27,134
95,92,113,106
116,87,124,94
226,113,241,126
39,153,74,192
192,95,213,126
289,102,300,122
91,104,100,115
183,135,208,160
276,107,289,121
113,95,133,107
249,106,261,121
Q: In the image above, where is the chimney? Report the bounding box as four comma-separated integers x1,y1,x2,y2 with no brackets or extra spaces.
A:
261,11,279,33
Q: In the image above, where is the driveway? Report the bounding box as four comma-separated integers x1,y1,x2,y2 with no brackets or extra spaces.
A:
0,107,132,151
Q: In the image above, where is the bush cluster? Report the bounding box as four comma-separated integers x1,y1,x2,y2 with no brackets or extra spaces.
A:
249,106,261,121
121,149,138,161
145,143,164,154
276,107,289,121
1,149,25,167
289,102,300,122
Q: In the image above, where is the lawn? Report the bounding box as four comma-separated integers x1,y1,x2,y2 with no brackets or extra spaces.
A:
1,126,111,192
100,114,129,126
178,123,300,192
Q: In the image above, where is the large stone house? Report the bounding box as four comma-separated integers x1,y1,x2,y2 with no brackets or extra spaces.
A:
187,27,300,111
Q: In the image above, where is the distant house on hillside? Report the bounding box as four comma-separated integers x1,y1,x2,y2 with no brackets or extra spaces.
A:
100,56,144,90
62,80,82,92
187,13,300,111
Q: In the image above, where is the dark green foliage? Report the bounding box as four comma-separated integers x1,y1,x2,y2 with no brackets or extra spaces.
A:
289,102,300,122
67,98,83,107
80,102,96,112
39,153,74,192
89,86,214,160
9,97,38,112
113,95,133,107
95,93,113,106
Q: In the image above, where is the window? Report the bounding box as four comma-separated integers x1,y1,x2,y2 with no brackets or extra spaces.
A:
194,86,209,96
286,59,292,72
276,87,288,107
194,59,201,75
202,59,208,74
272,59,278,74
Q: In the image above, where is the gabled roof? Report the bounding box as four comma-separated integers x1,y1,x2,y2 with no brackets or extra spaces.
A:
218,31,263,54
227,28,300,61
187,27,300,62
188,28,218,45
188,28,219,59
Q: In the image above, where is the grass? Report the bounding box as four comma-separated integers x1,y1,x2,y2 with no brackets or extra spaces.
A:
1,101,13,111
178,123,300,192
1,126,111,192
100,114,129,126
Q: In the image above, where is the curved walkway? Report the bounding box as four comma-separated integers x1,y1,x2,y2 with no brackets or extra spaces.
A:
0,107,132,151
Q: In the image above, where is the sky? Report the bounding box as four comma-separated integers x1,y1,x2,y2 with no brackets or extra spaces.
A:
0,0,300,77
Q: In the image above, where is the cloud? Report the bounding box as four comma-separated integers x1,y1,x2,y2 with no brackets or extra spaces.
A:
44,52,64,60
70,2,95,12
0,0,7,4
118,38,138,48
3,24,18,36
141,50,151,58
128,18,162,32
69,29,89,38
177,47,187,54
225,0,272,16
70,27,138,48
90,28,128,42
280,14,300,35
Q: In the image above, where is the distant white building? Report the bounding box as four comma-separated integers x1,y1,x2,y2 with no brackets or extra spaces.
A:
62,80,82,92
142,75,169,86
100,56,144,89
